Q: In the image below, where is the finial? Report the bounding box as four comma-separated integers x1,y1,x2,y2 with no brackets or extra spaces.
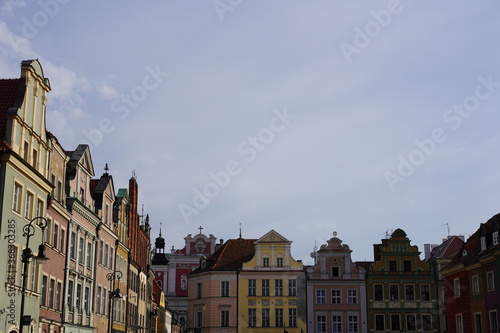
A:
198,226,203,234
159,222,162,237
104,163,109,173
239,222,242,239
333,231,337,237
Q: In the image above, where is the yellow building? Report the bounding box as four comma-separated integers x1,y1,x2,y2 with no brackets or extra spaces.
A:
238,230,307,333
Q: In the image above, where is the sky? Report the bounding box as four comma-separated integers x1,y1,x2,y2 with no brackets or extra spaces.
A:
2,0,500,264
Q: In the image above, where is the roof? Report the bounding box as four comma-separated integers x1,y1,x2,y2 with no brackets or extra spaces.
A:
191,238,257,274
0,78,24,141
426,236,464,264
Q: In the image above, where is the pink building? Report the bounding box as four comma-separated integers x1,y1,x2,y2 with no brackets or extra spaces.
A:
152,228,220,331
307,232,367,333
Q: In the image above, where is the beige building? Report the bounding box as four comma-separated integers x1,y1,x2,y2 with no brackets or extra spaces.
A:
0,60,53,333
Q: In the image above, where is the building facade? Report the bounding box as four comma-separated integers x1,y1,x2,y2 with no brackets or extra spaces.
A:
0,59,53,333
307,232,367,333
367,229,438,332
238,230,307,333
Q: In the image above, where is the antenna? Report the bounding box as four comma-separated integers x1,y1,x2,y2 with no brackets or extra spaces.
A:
442,223,450,237
239,222,242,239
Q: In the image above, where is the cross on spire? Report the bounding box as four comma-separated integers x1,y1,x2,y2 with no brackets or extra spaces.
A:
198,226,203,234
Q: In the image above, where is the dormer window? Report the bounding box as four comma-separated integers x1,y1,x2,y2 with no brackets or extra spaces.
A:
462,249,468,256
263,255,269,267
493,231,499,246
481,236,486,251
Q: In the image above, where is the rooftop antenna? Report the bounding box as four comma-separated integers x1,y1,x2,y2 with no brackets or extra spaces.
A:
442,223,450,237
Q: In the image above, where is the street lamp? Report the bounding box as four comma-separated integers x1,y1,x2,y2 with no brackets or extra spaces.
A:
19,216,49,333
107,271,123,333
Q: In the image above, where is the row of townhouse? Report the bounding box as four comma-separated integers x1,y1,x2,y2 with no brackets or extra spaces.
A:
0,60,174,333
185,224,499,333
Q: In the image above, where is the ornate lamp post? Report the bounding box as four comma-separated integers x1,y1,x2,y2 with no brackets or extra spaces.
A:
19,216,49,333
107,271,123,333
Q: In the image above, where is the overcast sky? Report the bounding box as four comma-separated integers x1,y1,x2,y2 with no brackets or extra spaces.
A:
2,1,500,264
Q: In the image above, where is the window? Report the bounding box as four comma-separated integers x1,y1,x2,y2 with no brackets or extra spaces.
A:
406,314,416,331
105,203,110,224
475,313,483,333
489,311,498,332
277,256,283,267
68,280,74,311
374,284,383,301
404,260,411,272
104,243,109,267
76,283,82,311
23,141,28,160
405,284,415,301
25,192,34,219
78,237,84,263
248,308,256,327
472,275,480,294
221,310,229,327
57,180,62,202
348,315,358,333
84,286,90,313
332,315,342,332
481,236,487,250
110,248,114,269
332,266,340,277
52,223,59,249
275,308,283,327
97,286,102,314
390,284,399,301
248,279,256,296
289,308,297,327
332,289,341,304
487,271,495,291
56,282,62,310
86,242,92,267
456,314,464,333
70,231,76,259
391,314,400,331
13,183,22,212
36,199,43,217
196,311,202,328
389,260,397,272
60,228,65,252
221,281,229,297
32,149,38,167
41,275,48,306
262,279,269,296
262,308,270,327
421,284,430,301
347,289,357,304
197,283,202,298
316,289,326,304
49,278,55,308
375,314,384,330
99,240,103,264
275,279,283,296
422,314,432,330
316,315,326,333
494,231,499,245
263,256,269,267
288,279,297,296
454,278,461,297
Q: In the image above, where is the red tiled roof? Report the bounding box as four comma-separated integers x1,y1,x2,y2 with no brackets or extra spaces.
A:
0,79,23,140
192,238,257,273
